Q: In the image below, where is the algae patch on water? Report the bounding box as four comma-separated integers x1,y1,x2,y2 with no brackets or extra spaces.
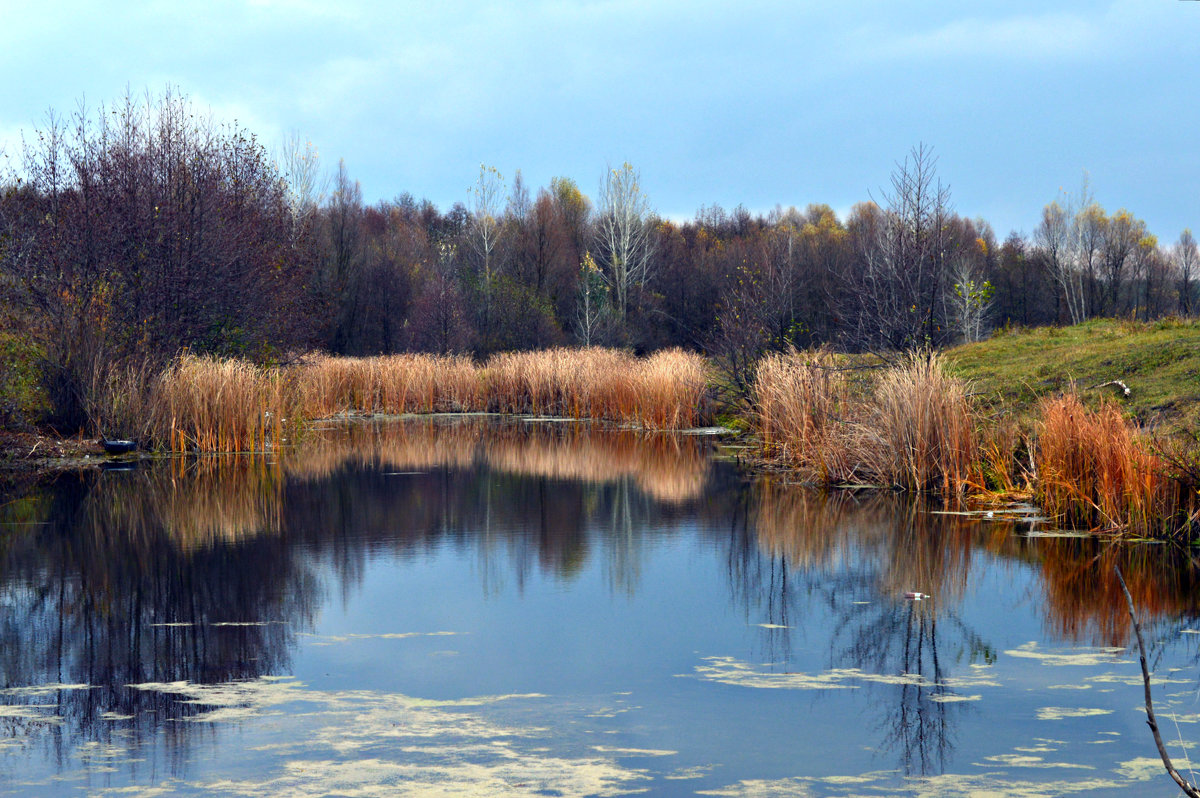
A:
109,677,651,797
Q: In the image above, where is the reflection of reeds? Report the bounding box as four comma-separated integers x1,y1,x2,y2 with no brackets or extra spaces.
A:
87,457,285,550
1035,394,1190,535
748,483,979,604
287,418,711,504
1037,539,1200,646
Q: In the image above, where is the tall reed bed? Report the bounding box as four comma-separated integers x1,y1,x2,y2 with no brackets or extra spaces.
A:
753,349,854,482
294,348,708,430
862,352,979,494
117,348,709,453
156,355,297,453
752,350,979,493
1034,394,1189,534
295,353,482,416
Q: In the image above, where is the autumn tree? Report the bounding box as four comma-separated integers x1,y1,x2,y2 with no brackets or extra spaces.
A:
4,90,307,429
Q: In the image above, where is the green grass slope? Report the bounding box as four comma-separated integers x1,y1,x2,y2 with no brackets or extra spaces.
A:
946,318,1200,435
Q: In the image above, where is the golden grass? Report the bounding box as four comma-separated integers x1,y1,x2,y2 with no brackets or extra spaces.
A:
752,348,855,482
752,350,979,494
156,354,297,453
863,352,980,494
124,348,710,452
295,348,708,430
1034,393,1190,535
294,353,483,416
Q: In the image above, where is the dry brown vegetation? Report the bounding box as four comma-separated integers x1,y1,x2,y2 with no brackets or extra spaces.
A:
287,348,706,429
95,348,710,454
1034,394,1193,534
752,348,1198,536
752,350,979,494
157,355,297,453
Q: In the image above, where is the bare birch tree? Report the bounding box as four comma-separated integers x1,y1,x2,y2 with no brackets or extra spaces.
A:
1034,201,1085,324
278,130,325,219
1035,177,1100,325
1174,229,1199,316
595,162,655,320
469,164,504,284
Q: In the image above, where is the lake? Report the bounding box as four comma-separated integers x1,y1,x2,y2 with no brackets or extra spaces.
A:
1,416,1199,796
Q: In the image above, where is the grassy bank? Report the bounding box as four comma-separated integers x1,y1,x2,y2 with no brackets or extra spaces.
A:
946,317,1200,435
751,320,1200,536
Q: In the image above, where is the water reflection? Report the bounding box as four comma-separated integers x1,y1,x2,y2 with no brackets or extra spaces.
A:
2,418,1200,791
291,416,711,504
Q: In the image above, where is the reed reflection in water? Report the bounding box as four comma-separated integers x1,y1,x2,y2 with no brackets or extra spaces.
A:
4,419,1200,791
288,415,712,504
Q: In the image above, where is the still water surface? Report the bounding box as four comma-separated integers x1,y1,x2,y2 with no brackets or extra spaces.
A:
2,417,1200,796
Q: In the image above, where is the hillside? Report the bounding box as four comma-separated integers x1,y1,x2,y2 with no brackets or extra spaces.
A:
946,318,1200,435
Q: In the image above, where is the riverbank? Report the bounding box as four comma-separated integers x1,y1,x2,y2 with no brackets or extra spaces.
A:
3,319,1199,537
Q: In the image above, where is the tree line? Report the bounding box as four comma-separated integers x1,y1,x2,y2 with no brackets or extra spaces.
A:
1,91,1197,430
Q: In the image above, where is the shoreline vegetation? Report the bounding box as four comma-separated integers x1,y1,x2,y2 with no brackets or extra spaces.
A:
6,317,1196,541
2,93,1199,540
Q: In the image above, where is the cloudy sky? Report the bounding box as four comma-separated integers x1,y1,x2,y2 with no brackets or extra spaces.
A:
2,0,1197,239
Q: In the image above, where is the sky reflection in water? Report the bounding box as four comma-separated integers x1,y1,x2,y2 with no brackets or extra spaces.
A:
2,416,1200,796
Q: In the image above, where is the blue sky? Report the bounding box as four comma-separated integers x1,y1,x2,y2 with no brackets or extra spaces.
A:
2,0,1197,240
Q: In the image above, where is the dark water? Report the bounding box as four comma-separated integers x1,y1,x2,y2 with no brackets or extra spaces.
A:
2,417,1200,796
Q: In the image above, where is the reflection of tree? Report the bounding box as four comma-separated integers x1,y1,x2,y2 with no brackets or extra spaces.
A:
0,422,727,771
717,482,999,776
0,467,318,764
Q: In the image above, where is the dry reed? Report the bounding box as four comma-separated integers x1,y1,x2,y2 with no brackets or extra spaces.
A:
294,348,708,430
862,352,979,494
294,353,483,416
752,349,979,494
752,348,855,482
156,354,297,453
1035,393,1186,534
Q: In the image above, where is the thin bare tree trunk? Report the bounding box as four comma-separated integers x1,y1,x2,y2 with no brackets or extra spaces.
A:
1116,565,1200,798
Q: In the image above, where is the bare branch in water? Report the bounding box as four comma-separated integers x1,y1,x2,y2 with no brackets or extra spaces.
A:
1116,564,1200,797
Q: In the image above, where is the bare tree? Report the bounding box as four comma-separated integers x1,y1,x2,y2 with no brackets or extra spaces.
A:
469,164,504,284
1173,230,1198,316
846,144,953,352
278,130,325,219
1035,201,1085,324
1034,177,1106,324
595,162,655,320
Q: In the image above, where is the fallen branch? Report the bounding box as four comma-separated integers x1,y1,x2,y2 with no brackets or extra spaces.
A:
1117,564,1200,797
1090,379,1131,396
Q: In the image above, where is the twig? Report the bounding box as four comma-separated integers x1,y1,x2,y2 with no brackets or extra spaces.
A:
1117,564,1200,797
1090,379,1132,396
